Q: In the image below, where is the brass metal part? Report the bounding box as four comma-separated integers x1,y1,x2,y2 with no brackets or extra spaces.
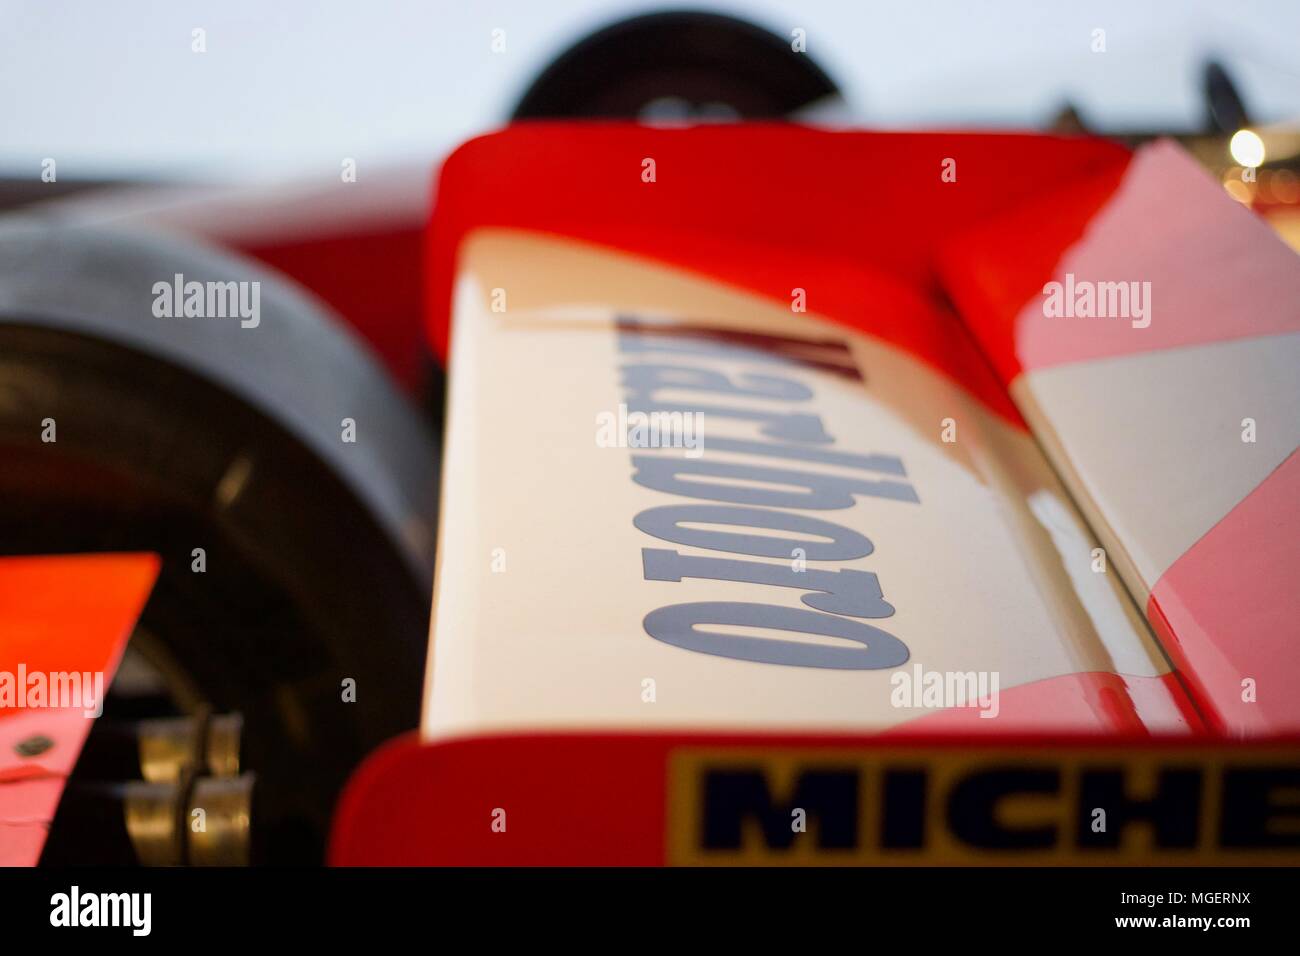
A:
205,713,242,777
123,780,184,866
111,712,247,864
187,774,255,866
136,709,241,781
136,716,202,783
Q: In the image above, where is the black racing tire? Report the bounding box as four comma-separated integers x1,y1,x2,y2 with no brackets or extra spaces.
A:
512,10,841,121
0,222,437,863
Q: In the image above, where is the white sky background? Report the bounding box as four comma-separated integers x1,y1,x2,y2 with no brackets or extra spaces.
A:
2,0,1298,181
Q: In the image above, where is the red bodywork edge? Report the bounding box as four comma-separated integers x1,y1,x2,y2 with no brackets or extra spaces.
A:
0,553,159,865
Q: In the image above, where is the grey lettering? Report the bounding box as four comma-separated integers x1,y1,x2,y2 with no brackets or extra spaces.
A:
643,601,909,669
643,548,894,618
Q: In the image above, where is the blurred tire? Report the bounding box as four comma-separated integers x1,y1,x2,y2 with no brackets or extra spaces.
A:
0,223,437,863
513,10,840,121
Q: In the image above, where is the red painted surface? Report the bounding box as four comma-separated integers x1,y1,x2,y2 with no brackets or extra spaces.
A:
883,671,1202,737
332,732,666,866
332,729,1295,866
426,124,1131,423
358,126,1297,866
239,225,428,395
331,672,1204,865
0,553,159,865
940,136,1300,739
1148,449,1300,736
944,139,1300,380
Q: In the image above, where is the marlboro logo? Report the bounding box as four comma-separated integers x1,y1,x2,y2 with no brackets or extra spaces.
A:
617,317,919,671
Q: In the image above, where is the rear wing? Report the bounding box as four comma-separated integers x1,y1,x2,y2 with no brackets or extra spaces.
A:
333,126,1299,865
